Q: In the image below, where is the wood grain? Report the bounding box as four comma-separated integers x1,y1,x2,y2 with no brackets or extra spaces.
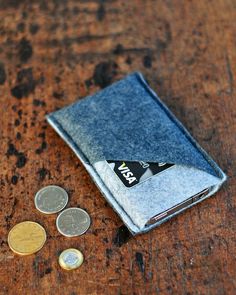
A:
0,1,235,294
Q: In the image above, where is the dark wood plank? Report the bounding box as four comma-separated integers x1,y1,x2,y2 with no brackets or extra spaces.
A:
0,1,235,294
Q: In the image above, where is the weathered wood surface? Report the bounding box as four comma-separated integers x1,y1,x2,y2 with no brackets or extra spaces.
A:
0,1,235,294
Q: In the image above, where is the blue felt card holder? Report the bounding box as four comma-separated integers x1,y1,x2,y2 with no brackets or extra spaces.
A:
47,72,227,234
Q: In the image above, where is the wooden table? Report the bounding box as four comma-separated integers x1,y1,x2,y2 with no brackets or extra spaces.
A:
0,1,235,294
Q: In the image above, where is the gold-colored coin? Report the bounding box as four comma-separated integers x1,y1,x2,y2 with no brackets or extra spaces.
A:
59,248,84,270
8,221,46,255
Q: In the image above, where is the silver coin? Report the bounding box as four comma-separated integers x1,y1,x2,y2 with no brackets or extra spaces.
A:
56,208,91,237
35,185,68,214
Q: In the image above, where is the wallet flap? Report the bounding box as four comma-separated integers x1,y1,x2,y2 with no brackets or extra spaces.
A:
47,72,223,178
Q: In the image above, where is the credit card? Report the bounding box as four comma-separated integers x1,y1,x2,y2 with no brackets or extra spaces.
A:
107,161,174,188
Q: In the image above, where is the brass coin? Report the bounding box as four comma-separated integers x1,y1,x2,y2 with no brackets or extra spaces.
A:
8,221,46,255
59,248,84,270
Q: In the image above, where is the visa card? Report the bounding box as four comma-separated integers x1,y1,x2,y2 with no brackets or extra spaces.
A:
107,161,174,188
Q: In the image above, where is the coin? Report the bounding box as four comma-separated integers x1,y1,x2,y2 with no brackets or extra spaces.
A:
59,248,84,270
56,208,91,237
8,221,46,255
35,185,68,214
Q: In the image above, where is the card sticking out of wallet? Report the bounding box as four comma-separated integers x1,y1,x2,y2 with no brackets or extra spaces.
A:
107,161,174,188
46,72,227,235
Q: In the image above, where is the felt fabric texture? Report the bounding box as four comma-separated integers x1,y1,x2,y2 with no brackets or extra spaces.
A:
46,72,227,234
47,72,223,178
94,161,221,229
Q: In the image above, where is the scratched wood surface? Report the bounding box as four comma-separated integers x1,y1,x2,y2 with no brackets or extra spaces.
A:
0,0,235,294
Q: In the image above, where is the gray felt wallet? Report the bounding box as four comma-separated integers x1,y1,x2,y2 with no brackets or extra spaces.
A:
46,72,227,235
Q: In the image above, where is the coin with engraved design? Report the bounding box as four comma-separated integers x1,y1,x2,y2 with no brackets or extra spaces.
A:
56,208,91,237
35,185,68,214
8,221,46,255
